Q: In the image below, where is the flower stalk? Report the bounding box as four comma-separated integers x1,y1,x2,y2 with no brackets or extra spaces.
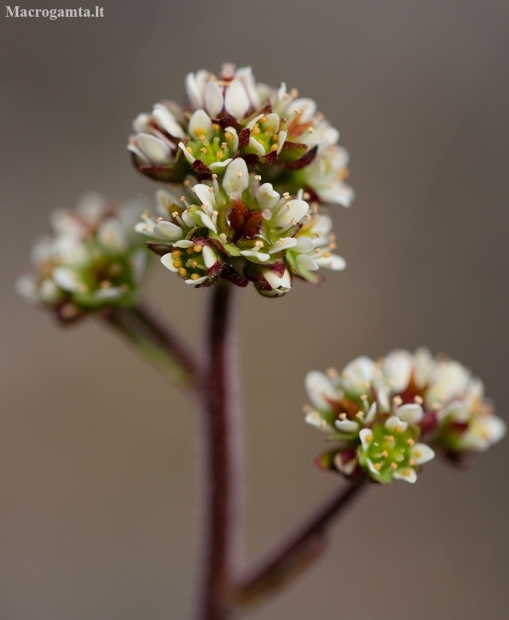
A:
198,279,242,620
234,481,366,607
101,304,197,386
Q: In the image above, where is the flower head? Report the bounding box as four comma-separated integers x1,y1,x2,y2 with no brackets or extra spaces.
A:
17,193,150,322
128,64,353,206
304,348,505,483
136,159,345,297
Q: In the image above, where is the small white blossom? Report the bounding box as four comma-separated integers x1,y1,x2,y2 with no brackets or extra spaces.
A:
137,161,346,297
304,349,505,483
18,194,150,321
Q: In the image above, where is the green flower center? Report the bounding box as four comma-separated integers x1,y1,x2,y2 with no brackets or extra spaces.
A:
358,422,419,483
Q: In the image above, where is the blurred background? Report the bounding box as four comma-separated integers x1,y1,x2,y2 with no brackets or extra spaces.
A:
1,1,509,618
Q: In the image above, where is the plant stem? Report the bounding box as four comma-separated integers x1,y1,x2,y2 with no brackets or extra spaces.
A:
197,280,241,620
101,304,197,386
234,481,366,607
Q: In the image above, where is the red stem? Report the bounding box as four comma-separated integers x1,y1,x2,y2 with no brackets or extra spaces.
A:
197,280,241,620
235,481,366,606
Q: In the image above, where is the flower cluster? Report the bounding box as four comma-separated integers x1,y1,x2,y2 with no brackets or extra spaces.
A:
305,349,506,484
17,193,150,322
135,159,345,297
128,64,353,207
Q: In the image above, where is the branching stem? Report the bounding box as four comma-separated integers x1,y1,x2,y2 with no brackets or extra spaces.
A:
235,481,367,607
101,304,197,386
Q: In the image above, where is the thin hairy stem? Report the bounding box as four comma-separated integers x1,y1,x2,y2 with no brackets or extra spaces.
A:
234,481,367,607
101,304,197,386
197,280,241,620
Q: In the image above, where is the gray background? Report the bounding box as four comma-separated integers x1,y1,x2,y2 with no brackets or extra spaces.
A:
1,1,508,618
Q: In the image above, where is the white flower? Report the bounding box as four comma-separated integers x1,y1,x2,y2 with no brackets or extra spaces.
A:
341,356,376,395
301,146,354,207
18,194,150,319
137,161,346,297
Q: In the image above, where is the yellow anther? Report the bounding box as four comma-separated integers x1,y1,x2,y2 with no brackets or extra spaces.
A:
407,438,415,446
187,248,195,255
225,132,233,140
390,462,398,470
186,147,193,154
216,151,223,159
409,459,416,466
382,450,389,458
339,413,347,420
178,268,187,277
236,171,243,178
270,143,279,152
198,135,205,142
173,260,182,268
200,147,207,154
373,463,381,471
414,395,424,404
393,396,403,406
212,123,220,131
193,244,203,253
191,273,201,280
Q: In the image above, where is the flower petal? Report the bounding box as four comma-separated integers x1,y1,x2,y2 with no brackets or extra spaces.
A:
152,103,185,139
395,403,423,425
410,443,435,465
204,80,224,118
305,371,337,411
188,109,213,140
334,419,359,434
135,134,172,164
222,158,249,196
393,468,417,483
359,428,374,451
384,415,408,433
224,79,250,120
194,184,216,211
153,221,184,241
